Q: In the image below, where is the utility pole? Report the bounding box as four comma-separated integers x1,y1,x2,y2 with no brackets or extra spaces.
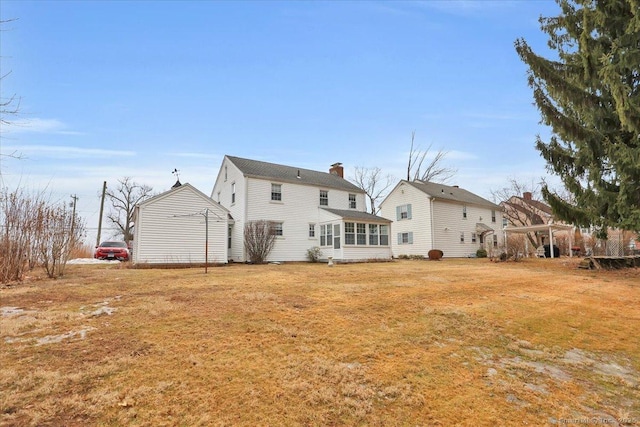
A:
97,181,107,246
70,194,78,232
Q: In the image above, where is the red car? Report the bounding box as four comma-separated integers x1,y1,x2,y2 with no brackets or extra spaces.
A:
94,241,130,261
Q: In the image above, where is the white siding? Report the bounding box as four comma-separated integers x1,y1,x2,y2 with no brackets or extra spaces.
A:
133,185,228,264
379,182,433,257
432,200,504,258
245,179,363,261
211,158,247,261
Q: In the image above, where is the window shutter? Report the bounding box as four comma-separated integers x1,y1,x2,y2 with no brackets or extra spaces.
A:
407,204,412,219
408,232,413,244
397,233,402,245
396,206,401,221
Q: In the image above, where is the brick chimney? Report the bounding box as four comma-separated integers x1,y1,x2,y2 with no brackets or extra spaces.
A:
329,162,344,178
523,191,532,201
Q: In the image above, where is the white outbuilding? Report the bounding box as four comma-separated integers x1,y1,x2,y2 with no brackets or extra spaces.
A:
132,183,230,265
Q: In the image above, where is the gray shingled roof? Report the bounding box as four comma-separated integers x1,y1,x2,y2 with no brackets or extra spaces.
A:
226,155,364,193
321,208,391,223
407,180,501,209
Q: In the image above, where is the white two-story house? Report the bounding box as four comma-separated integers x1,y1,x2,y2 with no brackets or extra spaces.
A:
211,155,392,262
379,180,504,258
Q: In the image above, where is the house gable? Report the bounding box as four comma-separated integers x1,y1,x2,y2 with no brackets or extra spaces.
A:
133,183,229,264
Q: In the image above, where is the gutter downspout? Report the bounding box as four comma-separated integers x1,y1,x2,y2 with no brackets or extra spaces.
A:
430,196,435,251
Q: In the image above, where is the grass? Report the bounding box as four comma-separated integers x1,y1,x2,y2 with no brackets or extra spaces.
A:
1,258,639,426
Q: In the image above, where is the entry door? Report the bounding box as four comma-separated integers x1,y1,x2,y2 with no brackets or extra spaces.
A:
333,224,341,249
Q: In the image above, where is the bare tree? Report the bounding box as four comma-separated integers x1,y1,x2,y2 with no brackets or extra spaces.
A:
1,19,23,164
34,202,85,278
350,166,395,214
1,187,85,282
105,177,153,242
244,220,276,264
407,131,457,183
491,178,543,249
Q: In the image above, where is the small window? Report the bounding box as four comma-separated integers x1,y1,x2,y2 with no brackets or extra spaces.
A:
273,222,283,236
491,210,496,223
349,194,356,209
224,165,228,181
493,234,498,247
460,232,465,243
463,205,467,219
271,183,282,201
397,204,411,220
320,190,328,206
231,182,236,204
345,222,355,245
398,232,413,244
471,232,477,243
357,223,367,245
309,224,315,238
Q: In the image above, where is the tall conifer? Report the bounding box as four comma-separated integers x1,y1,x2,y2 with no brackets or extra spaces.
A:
515,0,640,236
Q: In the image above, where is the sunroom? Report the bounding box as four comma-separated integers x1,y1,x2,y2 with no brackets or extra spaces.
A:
317,208,393,262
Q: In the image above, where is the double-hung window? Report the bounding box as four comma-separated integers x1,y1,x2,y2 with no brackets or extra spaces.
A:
460,232,465,243
463,205,467,219
308,224,315,238
320,224,332,246
379,225,389,245
231,182,236,204
397,204,411,220
345,222,355,245
349,194,356,209
273,222,283,237
369,224,379,246
491,210,496,223
399,232,413,244
319,190,328,206
271,183,282,201
356,223,367,245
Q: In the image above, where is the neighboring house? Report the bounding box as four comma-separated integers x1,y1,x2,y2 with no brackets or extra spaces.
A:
211,155,392,262
132,182,230,265
379,180,504,258
501,192,554,246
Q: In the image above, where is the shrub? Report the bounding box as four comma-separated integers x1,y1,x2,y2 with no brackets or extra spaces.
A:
306,247,323,263
476,248,487,258
244,220,276,264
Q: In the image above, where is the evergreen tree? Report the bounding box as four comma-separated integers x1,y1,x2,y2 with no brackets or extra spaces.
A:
515,0,640,236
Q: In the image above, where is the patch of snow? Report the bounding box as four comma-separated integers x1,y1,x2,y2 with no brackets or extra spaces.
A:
90,306,116,317
1,307,25,317
67,258,115,265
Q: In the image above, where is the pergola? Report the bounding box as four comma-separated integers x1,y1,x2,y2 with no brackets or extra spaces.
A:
503,223,575,258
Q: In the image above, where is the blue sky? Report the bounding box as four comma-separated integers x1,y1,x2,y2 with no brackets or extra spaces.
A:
1,0,560,244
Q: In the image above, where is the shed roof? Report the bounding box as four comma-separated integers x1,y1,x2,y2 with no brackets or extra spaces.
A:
226,155,364,193
320,208,391,223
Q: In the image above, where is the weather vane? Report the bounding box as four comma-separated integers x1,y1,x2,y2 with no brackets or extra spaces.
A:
172,168,180,180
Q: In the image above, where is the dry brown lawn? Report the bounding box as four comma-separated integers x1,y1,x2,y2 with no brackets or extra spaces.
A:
1,258,639,426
